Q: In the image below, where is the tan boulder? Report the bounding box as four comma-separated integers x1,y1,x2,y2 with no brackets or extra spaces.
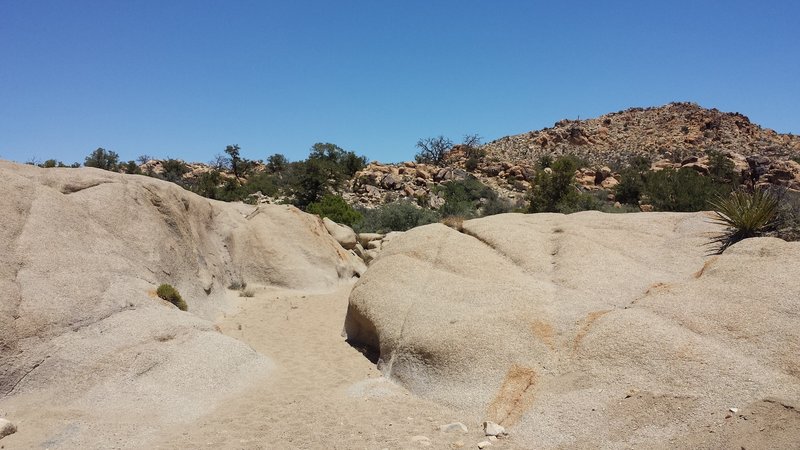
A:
0,161,361,447
345,212,800,447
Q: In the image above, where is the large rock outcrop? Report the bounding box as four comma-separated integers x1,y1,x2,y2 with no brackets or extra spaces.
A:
345,212,800,448
0,161,361,447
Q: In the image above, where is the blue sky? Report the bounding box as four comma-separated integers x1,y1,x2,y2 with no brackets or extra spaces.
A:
1,1,798,165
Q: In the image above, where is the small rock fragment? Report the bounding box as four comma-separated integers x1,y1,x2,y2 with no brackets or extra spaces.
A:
488,436,498,442
729,407,739,413
439,422,468,433
411,435,432,447
0,418,17,439
477,441,492,449
451,440,465,448
483,421,506,437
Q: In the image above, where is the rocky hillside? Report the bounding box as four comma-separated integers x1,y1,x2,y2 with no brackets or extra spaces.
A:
345,103,800,209
483,102,800,167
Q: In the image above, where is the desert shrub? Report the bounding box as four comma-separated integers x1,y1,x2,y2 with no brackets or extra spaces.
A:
435,175,496,218
243,171,279,198
122,160,142,174
627,155,652,172
160,159,190,183
706,150,738,184
709,188,780,254
290,143,367,208
537,154,554,169
307,194,363,227
191,170,223,199
156,284,188,311
643,168,730,212
239,289,255,298
482,196,513,216
529,155,581,213
465,157,479,172
84,147,119,171
354,201,440,233
215,178,247,202
615,168,645,204
266,153,288,173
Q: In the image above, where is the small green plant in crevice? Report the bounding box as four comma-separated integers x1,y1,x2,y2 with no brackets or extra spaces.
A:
708,188,780,254
156,284,188,311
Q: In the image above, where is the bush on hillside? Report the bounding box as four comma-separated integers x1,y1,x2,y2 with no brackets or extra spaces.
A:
529,155,599,213
156,284,188,311
435,175,496,218
354,201,440,233
643,167,730,212
307,194,363,227
160,159,190,183
706,150,739,184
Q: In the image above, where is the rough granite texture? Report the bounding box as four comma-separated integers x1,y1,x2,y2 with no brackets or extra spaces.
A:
346,212,800,448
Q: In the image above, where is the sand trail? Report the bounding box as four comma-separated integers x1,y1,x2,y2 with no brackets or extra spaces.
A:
155,284,496,450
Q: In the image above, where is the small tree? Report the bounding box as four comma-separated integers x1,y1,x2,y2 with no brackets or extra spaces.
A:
84,148,120,171
529,156,581,213
225,144,242,179
161,159,189,183
415,136,453,165
267,153,288,173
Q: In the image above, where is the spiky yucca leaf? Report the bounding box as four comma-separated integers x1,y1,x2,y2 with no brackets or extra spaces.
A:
708,189,780,254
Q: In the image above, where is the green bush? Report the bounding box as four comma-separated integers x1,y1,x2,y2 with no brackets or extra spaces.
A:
465,157,479,172
706,150,738,184
435,175,496,218
307,194,363,227
709,188,780,254
290,143,367,208
615,167,645,205
354,201,440,233
122,160,142,175
84,147,119,171
156,284,188,311
643,168,730,212
160,159,190,183
529,155,582,213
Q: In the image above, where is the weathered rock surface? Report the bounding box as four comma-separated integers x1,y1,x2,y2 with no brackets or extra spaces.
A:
345,212,800,448
322,217,358,250
0,418,16,439
0,161,361,447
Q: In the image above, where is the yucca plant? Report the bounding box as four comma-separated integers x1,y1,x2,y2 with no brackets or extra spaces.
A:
708,188,780,254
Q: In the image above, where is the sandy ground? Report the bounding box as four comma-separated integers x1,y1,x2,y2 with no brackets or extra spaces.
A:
153,283,512,450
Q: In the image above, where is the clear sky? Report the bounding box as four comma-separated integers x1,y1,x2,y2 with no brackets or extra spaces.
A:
1,0,798,165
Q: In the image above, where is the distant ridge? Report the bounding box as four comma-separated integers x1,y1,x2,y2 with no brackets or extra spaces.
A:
483,102,800,166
